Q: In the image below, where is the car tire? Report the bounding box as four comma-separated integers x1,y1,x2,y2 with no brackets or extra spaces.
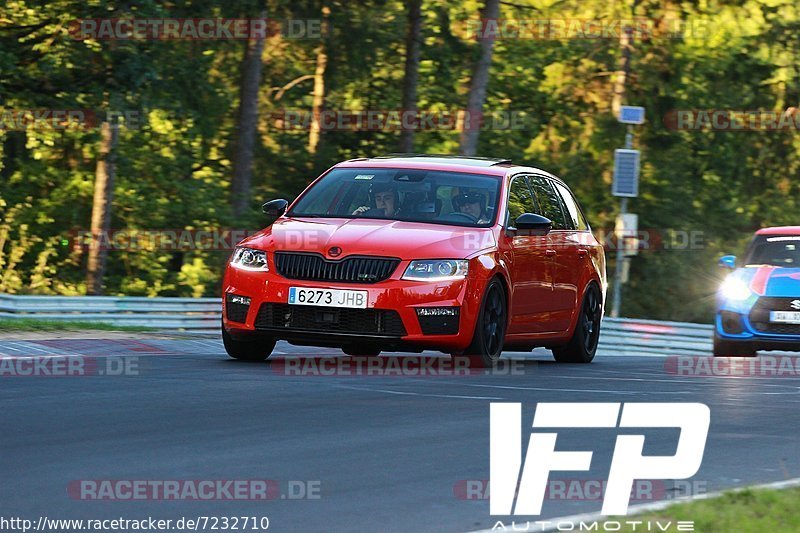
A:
463,278,507,368
342,346,381,357
222,321,276,361
712,334,756,357
552,283,602,364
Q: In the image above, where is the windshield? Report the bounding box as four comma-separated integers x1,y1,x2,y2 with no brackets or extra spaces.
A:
744,235,800,267
288,167,502,227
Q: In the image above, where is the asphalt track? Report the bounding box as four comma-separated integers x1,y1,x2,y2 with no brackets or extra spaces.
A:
2,336,800,532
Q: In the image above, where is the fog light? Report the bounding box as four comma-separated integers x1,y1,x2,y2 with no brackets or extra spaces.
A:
226,293,252,324
720,311,744,334
416,307,460,335
416,307,459,317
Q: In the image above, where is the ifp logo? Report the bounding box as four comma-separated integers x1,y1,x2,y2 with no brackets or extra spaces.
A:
490,402,710,516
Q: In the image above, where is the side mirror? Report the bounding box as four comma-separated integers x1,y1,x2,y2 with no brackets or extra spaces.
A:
514,213,552,233
719,255,737,270
262,199,288,217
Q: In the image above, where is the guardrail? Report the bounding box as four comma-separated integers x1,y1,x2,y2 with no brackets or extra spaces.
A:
0,294,714,354
601,317,712,357
0,294,220,332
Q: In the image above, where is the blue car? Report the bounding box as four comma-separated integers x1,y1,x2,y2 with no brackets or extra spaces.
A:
715,226,800,357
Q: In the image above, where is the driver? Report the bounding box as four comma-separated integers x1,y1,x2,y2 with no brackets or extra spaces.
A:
352,183,399,217
452,189,489,223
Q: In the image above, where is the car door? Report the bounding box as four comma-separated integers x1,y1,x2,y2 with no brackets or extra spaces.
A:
528,175,575,332
502,175,557,334
551,179,592,327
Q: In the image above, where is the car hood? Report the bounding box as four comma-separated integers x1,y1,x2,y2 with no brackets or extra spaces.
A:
732,266,800,297
238,217,497,260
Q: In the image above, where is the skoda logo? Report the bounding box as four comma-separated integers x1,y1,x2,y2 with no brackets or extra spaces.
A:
791,300,800,310
328,246,342,258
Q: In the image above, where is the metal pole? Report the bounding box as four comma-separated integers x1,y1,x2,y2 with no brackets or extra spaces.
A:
610,128,634,318
610,13,637,318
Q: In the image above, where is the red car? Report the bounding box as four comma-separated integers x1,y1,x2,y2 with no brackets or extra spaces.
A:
222,155,606,367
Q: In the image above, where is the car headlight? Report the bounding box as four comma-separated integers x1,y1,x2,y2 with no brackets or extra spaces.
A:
402,259,468,281
720,277,751,301
231,247,268,271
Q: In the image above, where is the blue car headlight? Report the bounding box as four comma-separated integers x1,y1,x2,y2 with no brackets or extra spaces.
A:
720,277,751,301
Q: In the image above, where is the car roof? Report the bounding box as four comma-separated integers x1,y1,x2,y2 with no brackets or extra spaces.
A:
756,226,800,236
335,154,562,182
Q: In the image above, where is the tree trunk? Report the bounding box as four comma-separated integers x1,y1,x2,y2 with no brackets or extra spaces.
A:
398,0,423,153
231,16,267,217
86,121,118,295
308,5,331,155
611,25,634,117
611,0,642,114
458,0,500,156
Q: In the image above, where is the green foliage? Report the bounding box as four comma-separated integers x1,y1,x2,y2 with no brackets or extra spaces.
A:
1,0,799,321
614,487,800,532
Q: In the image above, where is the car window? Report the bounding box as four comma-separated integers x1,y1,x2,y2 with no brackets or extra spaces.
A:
552,181,588,230
506,176,537,226
744,236,800,266
528,175,568,230
288,168,502,228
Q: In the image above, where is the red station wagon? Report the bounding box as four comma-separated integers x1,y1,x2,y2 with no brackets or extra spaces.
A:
222,155,606,367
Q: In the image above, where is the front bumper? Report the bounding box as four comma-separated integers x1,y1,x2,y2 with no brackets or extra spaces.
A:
221,265,486,351
715,311,800,352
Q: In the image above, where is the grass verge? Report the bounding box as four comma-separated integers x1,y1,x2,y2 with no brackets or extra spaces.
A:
0,318,155,332
614,486,800,532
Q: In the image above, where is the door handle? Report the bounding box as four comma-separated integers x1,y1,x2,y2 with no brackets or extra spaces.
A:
577,248,589,257
545,249,557,256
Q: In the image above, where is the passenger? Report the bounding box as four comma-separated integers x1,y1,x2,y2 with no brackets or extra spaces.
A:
452,190,490,223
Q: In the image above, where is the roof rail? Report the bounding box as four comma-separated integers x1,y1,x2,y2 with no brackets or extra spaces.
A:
372,154,512,167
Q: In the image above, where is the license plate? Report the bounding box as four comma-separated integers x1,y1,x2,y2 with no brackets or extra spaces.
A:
769,311,800,324
288,287,369,309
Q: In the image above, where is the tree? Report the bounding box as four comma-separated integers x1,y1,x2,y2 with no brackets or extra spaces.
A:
308,4,331,155
85,120,118,295
231,12,267,217
458,0,500,156
398,0,423,153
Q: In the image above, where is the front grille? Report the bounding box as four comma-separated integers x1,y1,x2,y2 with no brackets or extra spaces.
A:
749,297,800,335
756,323,800,335
255,303,407,337
274,252,399,284
225,294,250,323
